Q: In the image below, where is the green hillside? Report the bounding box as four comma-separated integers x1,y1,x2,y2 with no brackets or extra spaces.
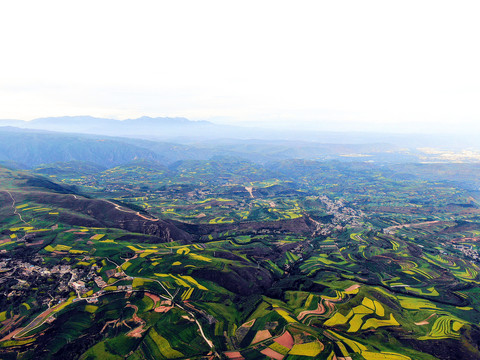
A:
1,160,480,359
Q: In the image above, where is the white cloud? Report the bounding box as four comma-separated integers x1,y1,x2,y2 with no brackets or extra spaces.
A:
0,0,479,133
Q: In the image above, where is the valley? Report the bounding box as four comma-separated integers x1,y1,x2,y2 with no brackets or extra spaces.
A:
1,156,480,359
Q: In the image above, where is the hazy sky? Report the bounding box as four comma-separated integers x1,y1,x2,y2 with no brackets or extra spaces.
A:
1,1,479,133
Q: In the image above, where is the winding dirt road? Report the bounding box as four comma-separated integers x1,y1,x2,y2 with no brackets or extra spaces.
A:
4,190,29,225
104,199,159,221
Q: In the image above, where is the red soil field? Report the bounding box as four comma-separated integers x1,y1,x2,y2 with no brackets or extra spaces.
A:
251,330,272,344
223,351,245,360
274,331,294,349
260,347,284,360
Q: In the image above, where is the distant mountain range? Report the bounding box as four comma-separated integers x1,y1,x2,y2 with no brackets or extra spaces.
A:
0,127,421,168
0,116,477,149
0,116,223,141
0,116,479,169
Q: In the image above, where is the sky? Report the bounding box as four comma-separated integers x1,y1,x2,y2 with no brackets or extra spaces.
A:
0,0,479,134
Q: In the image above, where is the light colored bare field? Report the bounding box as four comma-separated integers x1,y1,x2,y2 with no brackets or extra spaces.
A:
224,351,245,360
127,325,146,338
242,319,255,328
384,220,441,233
125,303,147,338
274,331,294,349
25,240,44,247
344,284,361,293
415,313,436,326
251,329,272,344
154,304,173,313
260,347,284,360
145,292,160,307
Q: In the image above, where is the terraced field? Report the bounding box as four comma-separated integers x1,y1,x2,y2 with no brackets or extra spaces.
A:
1,160,480,359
